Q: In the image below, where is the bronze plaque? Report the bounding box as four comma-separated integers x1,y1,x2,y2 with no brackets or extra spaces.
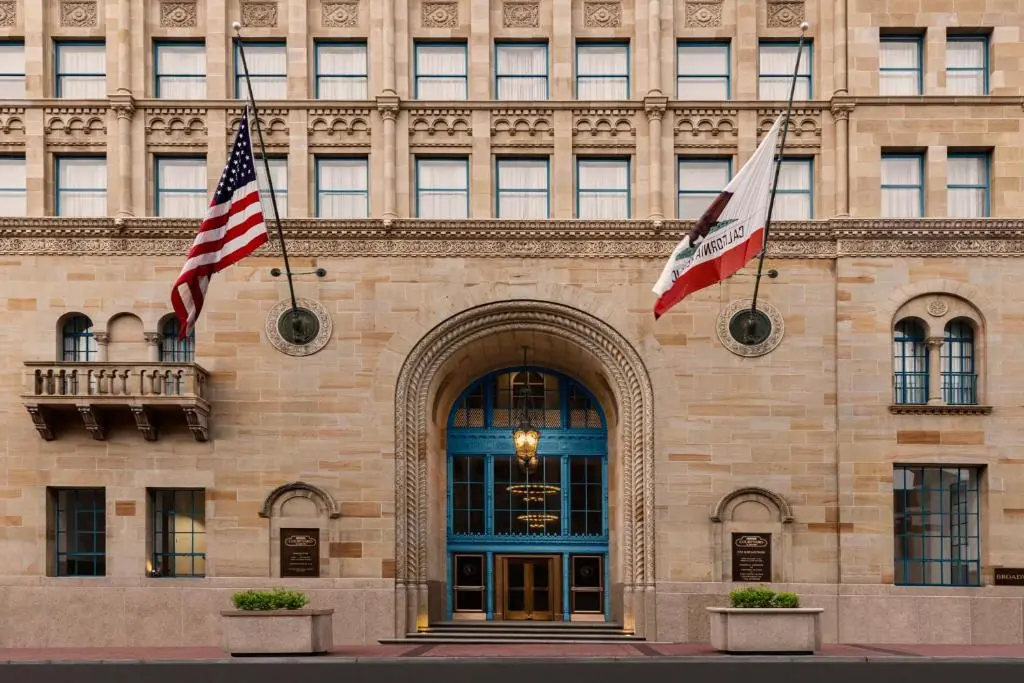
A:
280,528,320,578
994,567,1024,586
731,533,771,582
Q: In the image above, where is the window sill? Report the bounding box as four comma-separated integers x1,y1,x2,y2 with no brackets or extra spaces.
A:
888,404,992,415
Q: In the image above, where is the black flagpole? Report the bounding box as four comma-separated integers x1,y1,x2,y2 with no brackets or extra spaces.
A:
748,21,810,322
232,22,298,316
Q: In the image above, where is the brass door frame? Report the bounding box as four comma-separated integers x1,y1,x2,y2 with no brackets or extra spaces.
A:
495,554,561,621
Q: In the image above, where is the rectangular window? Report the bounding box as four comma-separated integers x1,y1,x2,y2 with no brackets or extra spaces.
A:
758,41,811,100
0,156,27,216
149,489,206,578
56,41,106,99
234,42,287,99
0,41,25,99
569,458,604,536
315,42,368,99
414,42,467,100
677,42,730,100
947,153,989,218
570,555,604,614
451,554,486,612
416,157,469,219
947,36,988,95
316,157,369,218
493,455,561,536
450,457,485,535
496,158,549,219
677,157,731,220
881,153,924,218
879,36,922,95
155,157,207,218
256,156,288,219
771,158,813,220
576,43,629,100
50,488,106,577
56,156,107,217
155,42,206,99
577,158,630,219
893,466,981,587
495,42,548,100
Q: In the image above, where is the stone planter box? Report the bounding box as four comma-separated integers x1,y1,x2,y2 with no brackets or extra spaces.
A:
221,608,334,656
708,607,824,654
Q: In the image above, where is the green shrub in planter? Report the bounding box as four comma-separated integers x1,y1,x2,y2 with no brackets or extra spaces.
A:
231,588,310,611
729,587,800,609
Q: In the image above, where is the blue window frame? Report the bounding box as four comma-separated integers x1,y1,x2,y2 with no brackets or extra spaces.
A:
51,487,106,577
256,156,288,219
893,318,928,405
771,157,814,220
893,466,981,587
946,36,988,95
234,41,287,99
941,319,976,405
414,42,468,100
160,317,195,363
416,157,469,219
879,35,922,95
677,42,730,100
576,42,629,100
446,368,610,621
0,156,27,216
55,40,106,98
55,155,107,217
0,41,25,99
315,157,369,218
155,156,207,218
758,40,812,100
149,489,206,578
495,42,549,100
677,157,732,220
61,314,97,362
315,41,368,99
881,153,924,218
576,157,630,219
947,153,989,218
496,158,549,219
154,41,206,99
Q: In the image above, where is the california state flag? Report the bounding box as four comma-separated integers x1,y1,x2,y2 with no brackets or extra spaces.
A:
652,113,786,319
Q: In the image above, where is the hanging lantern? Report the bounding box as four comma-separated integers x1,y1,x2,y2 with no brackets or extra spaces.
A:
512,347,541,469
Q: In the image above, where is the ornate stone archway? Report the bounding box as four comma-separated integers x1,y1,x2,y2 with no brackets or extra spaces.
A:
394,300,656,636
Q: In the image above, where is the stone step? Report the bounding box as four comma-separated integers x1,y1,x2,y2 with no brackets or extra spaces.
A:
380,636,647,644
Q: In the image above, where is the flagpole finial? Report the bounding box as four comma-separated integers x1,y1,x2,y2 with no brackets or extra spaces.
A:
799,21,810,32
232,20,242,34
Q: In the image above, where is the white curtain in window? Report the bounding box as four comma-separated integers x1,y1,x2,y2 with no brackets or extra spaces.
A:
59,158,106,217
879,41,920,95
0,157,26,216
577,160,628,219
318,44,368,99
319,159,368,218
417,159,468,219
416,45,467,100
157,159,207,218
242,45,287,99
677,45,729,100
0,43,25,99
758,44,810,100
881,157,922,217
496,45,547,100
947,156,986,218
770,160,811,220
678,160,730,219
577,45,628,100
946,41,985,95
498,160,548,219
58,44,106,98
256,158,288,219
157,44,206,99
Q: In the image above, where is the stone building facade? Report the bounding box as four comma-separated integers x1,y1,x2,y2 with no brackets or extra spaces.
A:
0,0,1023,648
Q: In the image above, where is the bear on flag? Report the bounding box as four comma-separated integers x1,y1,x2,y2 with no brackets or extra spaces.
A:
652,113,786,320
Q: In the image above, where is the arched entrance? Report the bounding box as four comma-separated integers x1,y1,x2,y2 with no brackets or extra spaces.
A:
446,367,609,621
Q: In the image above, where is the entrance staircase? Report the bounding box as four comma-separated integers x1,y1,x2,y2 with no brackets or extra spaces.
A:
381,620,645,644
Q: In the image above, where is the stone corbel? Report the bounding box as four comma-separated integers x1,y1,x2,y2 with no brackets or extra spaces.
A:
131,405,157,441
25,404,55,441
183,405,209,442
77,404,106,440
109,95,136,121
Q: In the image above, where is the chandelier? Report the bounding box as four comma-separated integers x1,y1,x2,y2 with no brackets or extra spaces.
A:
517,512,558,529
512,346,541,471
507,483,560,502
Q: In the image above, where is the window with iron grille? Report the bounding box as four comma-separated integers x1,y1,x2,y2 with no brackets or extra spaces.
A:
893,318,928,405
941,319,976,405
61,314,97,362
148,489,206,578
49,488,106,577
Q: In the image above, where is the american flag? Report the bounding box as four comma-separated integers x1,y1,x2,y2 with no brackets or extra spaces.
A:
171,108,269,339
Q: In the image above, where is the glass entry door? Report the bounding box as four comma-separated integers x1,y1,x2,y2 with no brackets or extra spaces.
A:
498,555,559,621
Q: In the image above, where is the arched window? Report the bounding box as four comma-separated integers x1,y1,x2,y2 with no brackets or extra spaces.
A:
893,318,927,405
61,315,96,362
941,319,976,405
160,317,194,362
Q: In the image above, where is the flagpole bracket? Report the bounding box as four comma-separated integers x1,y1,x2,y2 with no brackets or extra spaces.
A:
271,267,326,278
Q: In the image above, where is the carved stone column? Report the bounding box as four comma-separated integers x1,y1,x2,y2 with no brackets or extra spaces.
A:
648,0,662,96
831,103,853,217
645,97,667,222
145,332,162,362
117,0,130,95
926,336,944,405
378,98,399,222
381,0,395,96
94,332,110,362
111,100,135,218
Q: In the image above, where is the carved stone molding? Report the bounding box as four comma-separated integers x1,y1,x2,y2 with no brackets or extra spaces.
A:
146,108,209,146
259,481,341,519
674,108,738,149
308,107,372,146
757,108,821,149
227,108,288,146
60,1,98,27
44,107,107,146
0,1,16,27
25,405,54,441
0,107,26,143
409,108,472,143
241,1,278,27
78,404,105,440
131,405,158,441
888,404,993,416
716,299,786,358
685,0,722,28
160,1,198,27
422,1,458,28
265,298,333,357
926,299,949,317
766,0,805,28
322,1,359,27
711,486,794,523
183,405,209,442
144,332,161,346
573,109,636,145
584,1,622,27
830,102,855,122
491,109,554,144
503,1,539,27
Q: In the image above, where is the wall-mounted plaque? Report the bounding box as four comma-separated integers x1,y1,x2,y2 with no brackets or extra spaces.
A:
732,532,771,582
994,567,1024,586
280,527,320,578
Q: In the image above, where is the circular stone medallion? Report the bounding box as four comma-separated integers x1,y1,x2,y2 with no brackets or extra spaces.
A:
265,298,333,357
716,299,785,358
